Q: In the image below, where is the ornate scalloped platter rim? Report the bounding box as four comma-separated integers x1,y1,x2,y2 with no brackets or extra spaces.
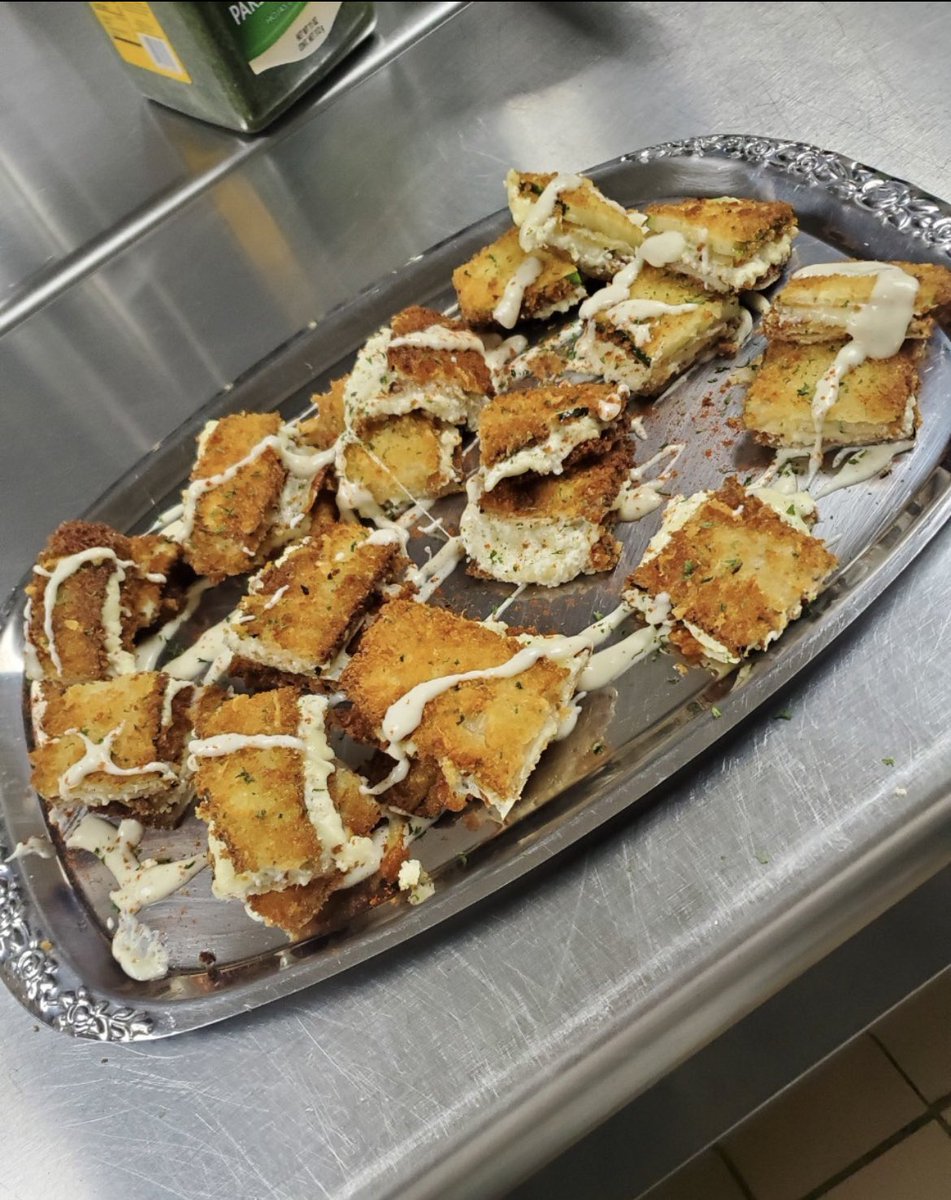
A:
2,133,951,1041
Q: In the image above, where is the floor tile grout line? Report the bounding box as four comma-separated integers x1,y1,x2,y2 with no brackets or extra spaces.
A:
713,1144,757,1200
868,1031,951,1137
795,1112,936,1200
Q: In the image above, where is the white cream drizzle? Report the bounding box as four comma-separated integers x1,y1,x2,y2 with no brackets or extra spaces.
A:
481,333,529,387
578,231,688,321
490,583,527,621
186,732,305,772
177,424,334,544
162,617,233,681
794,262,919,476
66,814,205,980
811,440,915,499
517,173,585,252
160,678,192,730
5,835,55,863
38,548,142,677
22,599,43,682
134,579,215,671
493,256,544,328
578,624,664,690
614,442,686,523
409,537,465,603
58,726,178,799
388,326,486,355
261,585,288,612
367,606,640,796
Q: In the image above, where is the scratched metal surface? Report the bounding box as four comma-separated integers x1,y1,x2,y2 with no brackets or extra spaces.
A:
2,4,951,1199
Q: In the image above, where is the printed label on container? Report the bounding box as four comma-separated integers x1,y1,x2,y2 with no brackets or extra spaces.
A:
89,2,192,83
223,1,343,75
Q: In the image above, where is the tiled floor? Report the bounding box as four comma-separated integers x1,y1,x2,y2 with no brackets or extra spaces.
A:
640,967,951,1200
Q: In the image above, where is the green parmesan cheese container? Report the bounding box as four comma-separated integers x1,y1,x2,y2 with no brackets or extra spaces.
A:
89,2,375,133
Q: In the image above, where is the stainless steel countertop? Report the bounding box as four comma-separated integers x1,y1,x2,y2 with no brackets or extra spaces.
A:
3,4,951,1198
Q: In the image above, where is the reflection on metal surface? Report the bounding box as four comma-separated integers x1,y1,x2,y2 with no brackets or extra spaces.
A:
0,1,466,334
2,137,951,1041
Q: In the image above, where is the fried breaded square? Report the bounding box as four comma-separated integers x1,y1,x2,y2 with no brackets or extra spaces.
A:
226,522,408,678
345,306,493,433
478,381,627,491
626,478,837,663
180,413,286,579
506,170,647,279
30,671,198,821
25,521,184,684
193,689,325,898
193,690,391,913
742,340,923,447
337,413,463,515
564,266,742,395
244,763,401,935
645,196,797,292
339,599,582,817
180,413,334,576
462,441,634,586
761,261,951,342
452,227,587,328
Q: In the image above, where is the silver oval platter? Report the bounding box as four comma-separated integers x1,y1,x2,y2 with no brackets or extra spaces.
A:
1,134,950,1041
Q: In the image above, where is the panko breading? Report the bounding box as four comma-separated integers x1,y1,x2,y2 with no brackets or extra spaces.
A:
462,442,634,586
337,413,463,514
226,522,408,678
645,196,797,292
339,599,583,817
193,690,390,917
29,671,201,823
244,763,404,936
626,478,837,663
507,170,648,279
25,521,184,685
180,413,332,579
298,377,346,450
478,381,627,491
527,266,741,396
742,340,923,447
761,261,951,343
345,306,493,433
452,227,587,328
182,413,285,578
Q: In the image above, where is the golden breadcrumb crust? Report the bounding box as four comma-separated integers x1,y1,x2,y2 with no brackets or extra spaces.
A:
478,381,624,469
645,196,797,258
26,521,183,684
742,340,923,447
194,688,321,878
246,803,405,935
339,599,574,806
184,412,286,579
452,227,585,326
628,479,837,659
480,439,634,523
341,413,463,507
30,672,191,812
388,305,493,399
299,377,347,450
232,522,406,672
762,261,951,342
